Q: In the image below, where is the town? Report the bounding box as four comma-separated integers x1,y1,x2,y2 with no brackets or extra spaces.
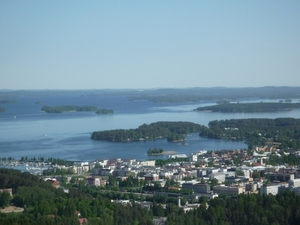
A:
3,145,300,215
58,147,300,200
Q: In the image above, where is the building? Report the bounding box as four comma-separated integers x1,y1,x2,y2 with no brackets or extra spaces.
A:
270,173,294,182
260,182,288,195
169,154,188,159
144,174,159,181
213,185,245,196
197,169,207,178
288,178,300,188
86,177,101,187
209,172,225,183
291,187,300,195
0,188,12,197
181,182,210,193
140,160,156,167
99,168,113,176
182,182,195,191
172,173,184,181
245,182,258,192
194,183,211,193
206,168,219,175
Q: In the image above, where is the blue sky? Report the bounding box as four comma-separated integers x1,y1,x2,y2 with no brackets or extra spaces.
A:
1,1,299,89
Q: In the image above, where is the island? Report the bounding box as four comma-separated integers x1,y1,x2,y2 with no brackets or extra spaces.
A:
0,100,16,103
41,105,98,113
91,121,204,142
147,148,164,155
0,107,5,112
194,102,300,113
96,109,114,114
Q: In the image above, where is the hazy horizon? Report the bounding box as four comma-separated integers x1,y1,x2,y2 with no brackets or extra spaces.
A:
1,1,299,89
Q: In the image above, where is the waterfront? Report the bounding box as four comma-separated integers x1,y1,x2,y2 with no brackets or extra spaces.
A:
1,93,300,161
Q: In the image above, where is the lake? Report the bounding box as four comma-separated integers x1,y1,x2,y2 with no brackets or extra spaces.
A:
1,93,300,161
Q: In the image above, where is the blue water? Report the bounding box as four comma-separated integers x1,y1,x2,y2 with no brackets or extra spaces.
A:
1,93,300,161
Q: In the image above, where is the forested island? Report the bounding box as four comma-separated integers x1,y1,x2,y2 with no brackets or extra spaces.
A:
91,121,203,142
198,118,300,150
147,148,164,155
0,100,16,104
194,102,300,113
0,108,4,113
96,109,114,114
41,105,98,113
41,105,114,114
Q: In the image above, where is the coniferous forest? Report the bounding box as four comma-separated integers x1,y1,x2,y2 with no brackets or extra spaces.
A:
91,121,203,142
165,192,300,225
0,168,153,225
2,168,300,225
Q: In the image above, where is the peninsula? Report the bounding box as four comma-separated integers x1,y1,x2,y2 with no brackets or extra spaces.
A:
198,117,300,150
194,102,300,113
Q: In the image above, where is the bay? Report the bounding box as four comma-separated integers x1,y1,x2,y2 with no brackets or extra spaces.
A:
1,94,300,161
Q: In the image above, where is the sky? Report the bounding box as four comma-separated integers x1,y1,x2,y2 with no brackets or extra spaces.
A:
1,1,300,90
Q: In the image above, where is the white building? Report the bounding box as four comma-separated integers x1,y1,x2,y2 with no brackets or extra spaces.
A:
288,179,300,188
214,185,245,196
140,160,155,167
209,172,225,183
206,168,219,175
190,150,207,162
260,182,288,195
169,154,188,159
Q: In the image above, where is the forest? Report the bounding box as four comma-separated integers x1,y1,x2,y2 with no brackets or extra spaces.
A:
91,121,203,142
2,168,300,224
198,118,300,150
165,192,300,225
194,102,300,113
0,168,153,225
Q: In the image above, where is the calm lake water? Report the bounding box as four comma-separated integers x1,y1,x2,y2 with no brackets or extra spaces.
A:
1,93,300,161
